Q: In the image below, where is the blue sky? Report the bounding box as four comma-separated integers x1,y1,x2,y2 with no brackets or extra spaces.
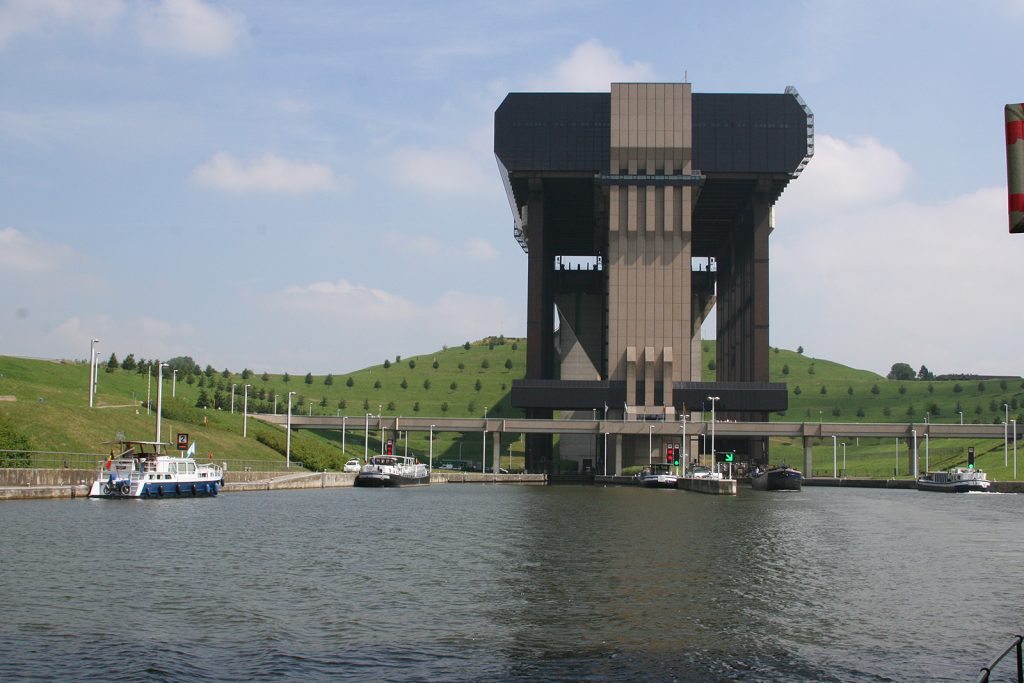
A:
2,0,1022,377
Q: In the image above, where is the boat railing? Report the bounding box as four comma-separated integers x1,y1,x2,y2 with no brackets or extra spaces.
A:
975,634,1023,683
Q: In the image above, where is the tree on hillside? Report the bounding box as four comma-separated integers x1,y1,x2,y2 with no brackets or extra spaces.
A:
450,381,458,391
413,401,420,412
504,358,513,370
373,380,381,389
871,384,880,395
346,377,354,387
186,374,195,386
781,364,789,375
512,342,518,351
458,362,465,371
121,353,137,371
105,353,119,372
432,359,439,369
400,378,408,390
241,368,252,380
917,365,933,380
408,359,416,369
261,372,269,382
338,398,346,410
221,368,230,378
320,396,328,408
384,359,391,369
387,401,395,412
305,372,313,385
481,359,489,369
887,363,915,380
463,341,471,350
423,378,431,390
195,390,211,409
205,365,216,377
325,373,333,386
362,398,369,411
283,372,290,383
797,346,804,354
474,379,482,392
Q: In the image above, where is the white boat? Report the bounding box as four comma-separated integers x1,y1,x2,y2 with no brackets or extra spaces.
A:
636,463,679,489
354,455,430,487
917,467,991,493
688,465,723,480
88,440,225,498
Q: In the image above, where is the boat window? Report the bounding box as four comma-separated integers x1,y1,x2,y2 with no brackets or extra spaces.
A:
187,462,196,474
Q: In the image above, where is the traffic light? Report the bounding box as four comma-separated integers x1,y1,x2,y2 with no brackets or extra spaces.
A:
968,447,975,469
672,445,680,466
666,446,673,465
386,439,394,455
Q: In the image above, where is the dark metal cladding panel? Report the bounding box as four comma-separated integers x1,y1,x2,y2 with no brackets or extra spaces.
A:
494,93,610,173
691,93,809,174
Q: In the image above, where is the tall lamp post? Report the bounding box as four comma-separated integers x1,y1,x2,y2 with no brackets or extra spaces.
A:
911,429,918,476
679,414,689,476
172,369,178,399
243,384,250,438
1014,418,1018,480
286,391,296,468
231,384,237,414
429,424,436,471
482,406,488,472
841,442,846,476
364,412,371,462
1004,403,1009,466
923,433,929,473
342,416,348,455
708,396,720,472
648,425,654,465
88,338,99,407
155,362,168,451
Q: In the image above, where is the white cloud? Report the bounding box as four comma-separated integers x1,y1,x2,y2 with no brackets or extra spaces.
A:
391,146,493,195
781,135,912,217
0,227,74,272
134,0,247,57
0,0,123,48
529,39,656,91
191,152,339,194
769,135,1024,376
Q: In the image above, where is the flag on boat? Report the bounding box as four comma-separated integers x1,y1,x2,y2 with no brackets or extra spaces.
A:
104,457,112,470
186,441,196,458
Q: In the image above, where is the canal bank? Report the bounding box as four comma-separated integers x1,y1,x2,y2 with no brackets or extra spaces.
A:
0,468,549,499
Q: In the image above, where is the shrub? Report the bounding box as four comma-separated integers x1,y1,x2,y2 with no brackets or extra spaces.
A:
346,377,354,388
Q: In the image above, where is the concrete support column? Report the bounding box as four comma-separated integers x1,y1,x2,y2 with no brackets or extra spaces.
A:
492,431,501,474
803,436,814,479
614,434,623,475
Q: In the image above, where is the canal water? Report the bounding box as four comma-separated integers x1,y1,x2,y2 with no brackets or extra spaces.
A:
0,485,1021,682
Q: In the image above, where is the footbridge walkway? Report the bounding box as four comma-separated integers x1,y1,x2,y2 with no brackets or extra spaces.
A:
255,414,1011,476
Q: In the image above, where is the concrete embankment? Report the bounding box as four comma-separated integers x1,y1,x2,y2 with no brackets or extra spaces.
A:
0,468,548,499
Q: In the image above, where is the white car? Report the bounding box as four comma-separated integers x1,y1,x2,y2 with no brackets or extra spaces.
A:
690,466,723,480
343,459,361,473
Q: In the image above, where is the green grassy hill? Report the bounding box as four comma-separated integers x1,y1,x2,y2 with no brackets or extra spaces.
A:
2,338,1021,478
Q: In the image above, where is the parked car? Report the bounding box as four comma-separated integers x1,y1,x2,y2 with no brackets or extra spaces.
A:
343,459,361,473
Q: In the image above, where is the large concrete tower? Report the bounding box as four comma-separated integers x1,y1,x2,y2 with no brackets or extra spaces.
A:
495,81,813,473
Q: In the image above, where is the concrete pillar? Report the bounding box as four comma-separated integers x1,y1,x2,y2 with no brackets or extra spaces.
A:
492,431,502,473
803,436,814,479
614,434,623,475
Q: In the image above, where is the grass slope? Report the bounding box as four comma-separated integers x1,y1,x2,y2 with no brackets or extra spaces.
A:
2,338,1021,478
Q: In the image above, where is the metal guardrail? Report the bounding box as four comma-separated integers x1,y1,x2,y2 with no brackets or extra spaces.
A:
0,450,294,473
976,635,1023,683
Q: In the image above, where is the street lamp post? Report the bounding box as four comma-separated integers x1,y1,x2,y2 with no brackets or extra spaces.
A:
172,369,177,399
841,442,846,477
156,363,168,451
364,412,371,461
603,432,608,476
708,396,720,473
924,432,929,473
342,416,348,455
912,429,918,476
1014,419,1018,480
958,411,963,425
429,424,436,471
1004,404,1010,466
286,391,296,468
88,339,99,407
146,364,151,415
648,425,654,465
680,414,688,476
231,384,237,414
243,384,250,438
482,406,488,472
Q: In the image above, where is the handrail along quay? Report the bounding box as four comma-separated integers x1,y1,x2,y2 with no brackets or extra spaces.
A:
975,634,1023,683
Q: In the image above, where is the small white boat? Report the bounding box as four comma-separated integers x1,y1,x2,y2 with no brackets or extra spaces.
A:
354,455,430,487
636,463,679,489
917,467,991,493
88,440,224,498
